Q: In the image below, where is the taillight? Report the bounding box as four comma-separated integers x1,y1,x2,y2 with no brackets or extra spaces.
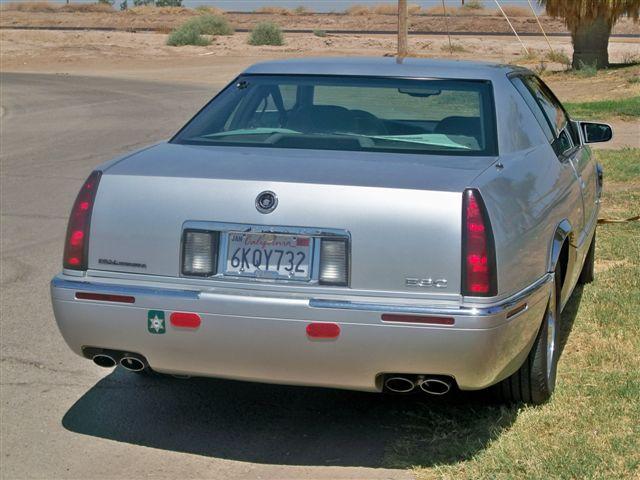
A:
462,189,497,296
63,171,102,270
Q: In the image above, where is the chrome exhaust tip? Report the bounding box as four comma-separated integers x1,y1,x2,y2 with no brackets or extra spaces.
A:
384,376,416,393
419,378,451,395
92,354,116,368
119,356,146,372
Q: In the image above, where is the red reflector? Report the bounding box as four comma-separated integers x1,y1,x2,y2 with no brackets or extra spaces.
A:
75,292,135,303
170,312,201,329
306,322,340,339
381,314,454,325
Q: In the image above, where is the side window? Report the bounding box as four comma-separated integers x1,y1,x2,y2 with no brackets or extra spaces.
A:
523,77,566,133
511,77,555,143
532,77,581,146
557,129,573,153
519,75,577,155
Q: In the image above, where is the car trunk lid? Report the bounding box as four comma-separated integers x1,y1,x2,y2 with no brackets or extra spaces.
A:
88,143,495,296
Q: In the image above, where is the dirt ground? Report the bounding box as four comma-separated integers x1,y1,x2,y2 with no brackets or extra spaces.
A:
2,28,639,100
2,7,639,35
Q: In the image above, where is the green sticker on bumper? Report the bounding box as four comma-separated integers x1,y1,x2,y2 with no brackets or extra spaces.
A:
148,310,166,334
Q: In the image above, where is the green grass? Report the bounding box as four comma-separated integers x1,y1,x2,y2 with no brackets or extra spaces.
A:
565,96,640,120
385,148,640,479
596,148,640,182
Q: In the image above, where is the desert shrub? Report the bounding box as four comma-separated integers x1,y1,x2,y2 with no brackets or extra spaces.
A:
498,6,530,16
424,5,460,15
461,0,484,10
155,24,172,34
533,60,547,74
373,3,397,14
522,48,540,61
195,5,223,15
621,52,640,65
2,1,57,12
256,6,288,14
313,29,327,37
546,49,571,67
293,5,311,14
167,22,211,46
370,3,421,15
575,60,597,77
191,14,233,35
248,21,284,46
125,0,182,5
345,5,370,15
59,2,114,12
442,42,466,53
129,4,185,14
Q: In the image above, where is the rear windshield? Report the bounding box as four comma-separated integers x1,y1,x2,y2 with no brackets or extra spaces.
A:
172,75,498,156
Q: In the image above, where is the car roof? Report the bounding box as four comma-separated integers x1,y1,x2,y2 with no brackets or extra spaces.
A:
243,57,530,81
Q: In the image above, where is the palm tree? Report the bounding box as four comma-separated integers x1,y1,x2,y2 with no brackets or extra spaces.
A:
538,0,639,69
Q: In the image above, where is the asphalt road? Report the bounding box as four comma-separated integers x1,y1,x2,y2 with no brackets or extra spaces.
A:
0,73,426,479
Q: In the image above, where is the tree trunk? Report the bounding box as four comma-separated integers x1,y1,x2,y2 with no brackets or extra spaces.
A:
571,16,612,70
397,0,408,58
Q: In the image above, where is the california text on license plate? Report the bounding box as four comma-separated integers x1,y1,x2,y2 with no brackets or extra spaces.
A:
225,232,312,280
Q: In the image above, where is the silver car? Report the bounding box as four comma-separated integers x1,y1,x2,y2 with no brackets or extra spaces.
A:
51,58,611,404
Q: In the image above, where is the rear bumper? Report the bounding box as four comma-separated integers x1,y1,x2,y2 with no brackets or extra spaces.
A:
51,274,551,391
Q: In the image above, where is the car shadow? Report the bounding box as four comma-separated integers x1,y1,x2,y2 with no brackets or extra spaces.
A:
62,370,518,469
61,287,587,469
558,284,584,358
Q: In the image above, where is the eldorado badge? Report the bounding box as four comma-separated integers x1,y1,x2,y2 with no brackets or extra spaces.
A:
147,310,166,334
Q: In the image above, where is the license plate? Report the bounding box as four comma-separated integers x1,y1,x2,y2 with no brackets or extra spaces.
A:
225,232,312,280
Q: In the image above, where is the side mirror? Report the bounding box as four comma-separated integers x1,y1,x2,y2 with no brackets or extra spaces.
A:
580,122,613,144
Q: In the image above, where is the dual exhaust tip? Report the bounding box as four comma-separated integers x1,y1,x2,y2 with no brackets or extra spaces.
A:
384,375,453,395
91,352,146,372
93,351,450,393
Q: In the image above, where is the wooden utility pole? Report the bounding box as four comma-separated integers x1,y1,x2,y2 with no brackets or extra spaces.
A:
397,0,408,58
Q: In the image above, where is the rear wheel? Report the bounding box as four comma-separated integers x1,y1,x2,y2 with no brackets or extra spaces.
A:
578,232,596,284
494,268,561,405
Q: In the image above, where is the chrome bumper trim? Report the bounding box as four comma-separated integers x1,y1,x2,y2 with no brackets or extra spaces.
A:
309,274,552,317
51,278,200,300
52,273,551,318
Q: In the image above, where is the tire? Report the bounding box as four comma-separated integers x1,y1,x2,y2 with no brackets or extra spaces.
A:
578,231,596,284
493,268,561,405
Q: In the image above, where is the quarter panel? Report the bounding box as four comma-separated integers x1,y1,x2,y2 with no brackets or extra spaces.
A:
474,144,582,298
